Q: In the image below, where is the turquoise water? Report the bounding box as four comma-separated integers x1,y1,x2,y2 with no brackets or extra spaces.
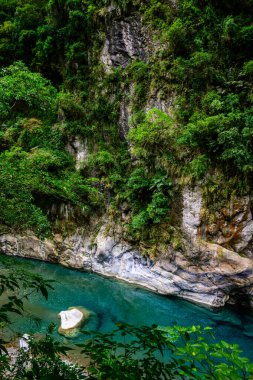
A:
1,254,253,360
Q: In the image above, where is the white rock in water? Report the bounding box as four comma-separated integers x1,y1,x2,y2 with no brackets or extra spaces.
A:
59,308,84,330
19,334,30,352
58,307,90,338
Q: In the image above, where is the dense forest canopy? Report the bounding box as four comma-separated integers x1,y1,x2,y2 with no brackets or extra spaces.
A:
0,0,252,254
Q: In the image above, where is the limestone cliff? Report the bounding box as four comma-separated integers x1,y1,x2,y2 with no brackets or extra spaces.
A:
1,186,253,309
0,3,253,310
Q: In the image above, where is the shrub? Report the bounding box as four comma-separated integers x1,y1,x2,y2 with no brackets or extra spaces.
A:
0,62,57,122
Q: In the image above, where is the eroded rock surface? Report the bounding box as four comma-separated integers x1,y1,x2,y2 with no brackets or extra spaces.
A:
101,15,146,70
0,233,57,261
182,187,202,241
66,137,89,169
1,186,253,310
201,195,253,254
1,220,253,309
101,12,175,138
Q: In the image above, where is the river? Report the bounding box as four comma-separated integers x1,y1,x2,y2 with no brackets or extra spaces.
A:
1,254,253,360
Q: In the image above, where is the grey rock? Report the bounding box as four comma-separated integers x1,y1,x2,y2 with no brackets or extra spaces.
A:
234,219,253,252
118,89,131,137
101,15,146,70
182,187,202,241
66,137,89,169
0,232,57,261
1,223,253,310
145,94,175,117
1,184,253,310
202,195,253,253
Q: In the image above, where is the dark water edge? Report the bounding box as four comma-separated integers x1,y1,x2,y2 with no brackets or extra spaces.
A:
0,254,253,360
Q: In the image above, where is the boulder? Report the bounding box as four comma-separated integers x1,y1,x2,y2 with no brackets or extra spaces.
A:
58,307,90,338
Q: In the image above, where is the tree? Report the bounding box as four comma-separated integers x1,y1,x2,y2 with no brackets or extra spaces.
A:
78,323,253,379
0,61,57,122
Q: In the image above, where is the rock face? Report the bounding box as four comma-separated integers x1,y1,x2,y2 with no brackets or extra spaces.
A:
0,1,252,323
0,233,57,261
101,13,149,137
201,195,253,256
101,15,146,70
1,188,253,310
182,187,202,241
118,87,131,138
101,11,176,138
66,137,89,169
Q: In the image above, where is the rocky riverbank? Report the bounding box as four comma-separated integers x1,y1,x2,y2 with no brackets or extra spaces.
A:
0,228,253,309
1,187,253,309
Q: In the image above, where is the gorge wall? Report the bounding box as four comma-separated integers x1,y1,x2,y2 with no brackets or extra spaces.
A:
1,185,253,309
0,1,253,309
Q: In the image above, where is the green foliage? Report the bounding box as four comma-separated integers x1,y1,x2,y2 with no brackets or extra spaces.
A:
0,149,51,236
58,91,86,121
0,1,252,376
177,109,253,174
8,332,84,380
188,155,211,179
139,0,175,29
125,168,173,233
0,62,57,122
125,109,175,246
0,261,54,354
243,60,253,76
79,323,253,379
0,145,101,238
0,0,252,250
129,109,173,155
0,60,104,237
156,0,253,177
2,321,253,379
0,263,83,379
86,150,116,175
165,18,187,51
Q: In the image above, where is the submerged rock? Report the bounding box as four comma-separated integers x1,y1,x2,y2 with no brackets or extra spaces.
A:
243,324,253,337
58,307,90,338
211,311,242,327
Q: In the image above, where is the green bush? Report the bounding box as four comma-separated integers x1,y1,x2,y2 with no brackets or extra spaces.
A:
0,62,57,122
126,168,173,232
128,108,174,163
79,323,253,380
0,148,101,237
